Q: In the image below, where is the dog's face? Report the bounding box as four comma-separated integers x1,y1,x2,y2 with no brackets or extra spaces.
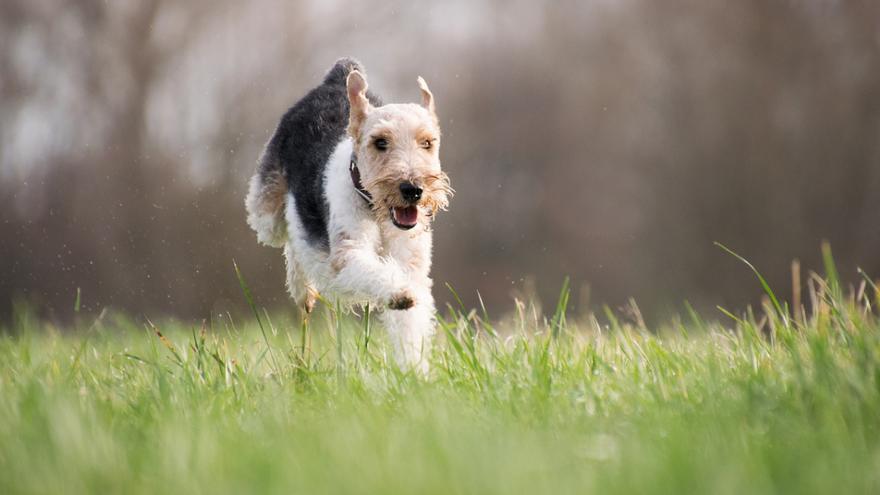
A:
346,70,452,231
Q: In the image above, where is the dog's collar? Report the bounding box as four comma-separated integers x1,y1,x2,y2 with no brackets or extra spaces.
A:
349,153,373,207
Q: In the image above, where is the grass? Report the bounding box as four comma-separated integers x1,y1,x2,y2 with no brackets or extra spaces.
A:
1,253,879,494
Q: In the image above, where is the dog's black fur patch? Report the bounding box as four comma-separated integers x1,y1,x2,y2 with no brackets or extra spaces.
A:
258,57,382,250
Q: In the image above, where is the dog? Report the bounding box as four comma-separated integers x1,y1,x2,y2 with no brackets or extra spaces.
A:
245,58,452,373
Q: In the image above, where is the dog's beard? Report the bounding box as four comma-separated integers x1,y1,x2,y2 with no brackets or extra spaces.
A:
364,172,453,230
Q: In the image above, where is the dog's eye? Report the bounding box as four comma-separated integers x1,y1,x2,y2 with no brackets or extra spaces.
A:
374,138,389,151
421,139,433,150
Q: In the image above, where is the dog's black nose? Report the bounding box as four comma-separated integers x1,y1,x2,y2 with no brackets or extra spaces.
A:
399,182,422,203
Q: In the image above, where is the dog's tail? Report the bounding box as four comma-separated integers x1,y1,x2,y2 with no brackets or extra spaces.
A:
323,57,365,86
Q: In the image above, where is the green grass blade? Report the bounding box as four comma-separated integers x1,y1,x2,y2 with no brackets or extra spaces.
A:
233,259,280,378
715,242,788,327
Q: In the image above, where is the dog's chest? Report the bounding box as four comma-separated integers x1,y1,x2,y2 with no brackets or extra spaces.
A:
379,225,428,272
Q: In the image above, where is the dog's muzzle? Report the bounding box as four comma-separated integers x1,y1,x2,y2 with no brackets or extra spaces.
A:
391,182,421,230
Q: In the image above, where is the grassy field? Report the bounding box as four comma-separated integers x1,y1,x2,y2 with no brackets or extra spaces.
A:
1,254,879,494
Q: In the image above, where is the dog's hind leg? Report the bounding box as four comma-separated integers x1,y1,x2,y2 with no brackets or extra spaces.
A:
284,243,318,313
245,154,289,248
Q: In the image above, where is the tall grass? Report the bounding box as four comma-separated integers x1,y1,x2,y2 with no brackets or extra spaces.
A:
0,253,878,494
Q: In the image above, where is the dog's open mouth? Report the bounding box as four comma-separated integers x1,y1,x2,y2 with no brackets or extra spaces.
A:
390,206,418,230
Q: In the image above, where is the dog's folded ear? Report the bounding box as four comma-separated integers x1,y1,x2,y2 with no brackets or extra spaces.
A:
347,70,372,138
417,76,436,120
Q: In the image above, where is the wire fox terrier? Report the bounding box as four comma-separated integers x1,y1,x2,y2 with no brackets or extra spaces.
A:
246,58,452,373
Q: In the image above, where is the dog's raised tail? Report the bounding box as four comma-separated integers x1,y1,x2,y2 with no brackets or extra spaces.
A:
323,57,365,86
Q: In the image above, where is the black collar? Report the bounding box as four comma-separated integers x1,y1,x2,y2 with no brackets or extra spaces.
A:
349,154,373,206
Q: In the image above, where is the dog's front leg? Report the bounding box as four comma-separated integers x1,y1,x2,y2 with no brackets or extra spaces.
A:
329,242,414,309
380,285,434,374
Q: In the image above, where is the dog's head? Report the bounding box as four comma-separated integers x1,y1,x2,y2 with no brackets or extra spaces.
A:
346,70,452,230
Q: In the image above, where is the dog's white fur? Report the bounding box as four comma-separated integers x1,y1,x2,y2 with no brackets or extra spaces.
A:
248,69,449,374
284,138,435,372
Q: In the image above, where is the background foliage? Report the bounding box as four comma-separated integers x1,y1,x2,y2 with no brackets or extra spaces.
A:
2,0,879,321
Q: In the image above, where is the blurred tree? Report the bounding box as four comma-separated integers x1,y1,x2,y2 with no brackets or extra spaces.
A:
1,0,878,323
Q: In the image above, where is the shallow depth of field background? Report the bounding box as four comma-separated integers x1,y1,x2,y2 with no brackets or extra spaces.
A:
1,0,879,322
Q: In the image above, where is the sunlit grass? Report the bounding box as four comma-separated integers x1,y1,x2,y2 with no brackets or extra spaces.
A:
0,251,879,494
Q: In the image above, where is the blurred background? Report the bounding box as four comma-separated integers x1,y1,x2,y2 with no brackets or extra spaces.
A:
2,0,879,323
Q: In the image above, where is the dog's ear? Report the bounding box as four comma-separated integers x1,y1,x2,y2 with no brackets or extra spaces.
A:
347,70,371,138
417,76,437,120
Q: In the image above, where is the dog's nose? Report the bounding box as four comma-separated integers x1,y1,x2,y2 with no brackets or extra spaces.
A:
399,182,422,203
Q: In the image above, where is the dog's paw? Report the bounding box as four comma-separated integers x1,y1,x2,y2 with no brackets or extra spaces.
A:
388,291,415,310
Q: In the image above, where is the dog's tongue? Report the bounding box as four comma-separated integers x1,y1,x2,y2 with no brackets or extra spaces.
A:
392,206,418,227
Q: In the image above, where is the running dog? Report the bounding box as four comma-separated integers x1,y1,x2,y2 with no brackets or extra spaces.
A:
245,58,451,373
